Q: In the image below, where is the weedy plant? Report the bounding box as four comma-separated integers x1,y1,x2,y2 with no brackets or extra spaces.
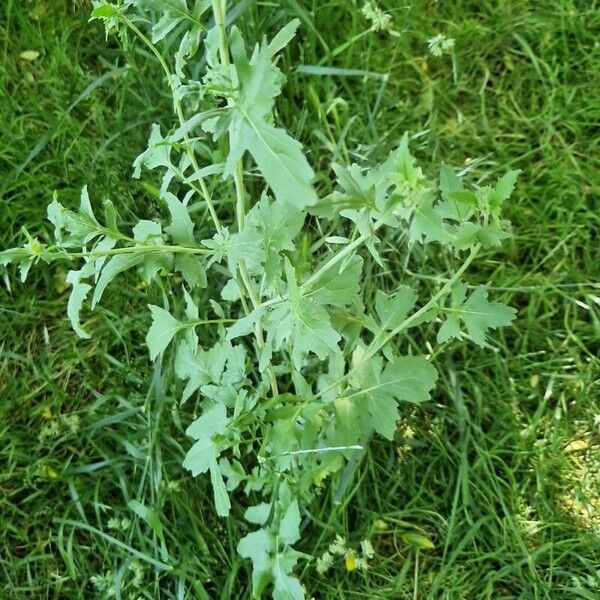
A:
0,1,519,597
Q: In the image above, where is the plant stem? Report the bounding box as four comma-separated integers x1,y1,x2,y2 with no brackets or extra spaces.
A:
332,244,481,503
317,244,481,403
121,15,222,234
33,244,210,264
366,243,481,360
211,0,277,395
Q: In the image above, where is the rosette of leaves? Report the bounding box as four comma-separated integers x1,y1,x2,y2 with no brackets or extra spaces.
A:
0,1,518,597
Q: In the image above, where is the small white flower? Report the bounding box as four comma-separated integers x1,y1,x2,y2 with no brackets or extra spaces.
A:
427,34,455,57
360,539,375,559
328,534,347,555
362,2,393,32
316,551,334,575
355,556,369,571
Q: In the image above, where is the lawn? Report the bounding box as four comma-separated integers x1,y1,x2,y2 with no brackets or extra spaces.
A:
1,0,599,598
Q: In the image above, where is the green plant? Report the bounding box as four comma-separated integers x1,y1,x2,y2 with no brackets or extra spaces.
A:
0,1,519,597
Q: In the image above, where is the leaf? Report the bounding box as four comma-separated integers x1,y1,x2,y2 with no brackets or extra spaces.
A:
348,351,437,440
183,402,230,476
175,338,227,402
163,192,195,245
245,503,272,526
175,254,207,289
66,266,94,339
90,3,120,19
267,19,300,55
439,163,463,202
438,165,477,223
316,164,377,217
202,226,263,274
272,559,304,600
143,0,207,45
494,170,521,203
305,255,363,308
410,193,453,244
146,305,183,361
278,499,301,546
333,396,362,448
491,170,520,209
226,25,317,208
133,124,171,178
245,195,305,283
232,119,317,209
226,308,264,341
210,456,231,517
375,132,425,192
184,402,232,517
91,252,146,307
237,528,275,593
380,356,438,403
437,284,516,346
267,299,341,370
133,219,162,243
47,191,105,246
348,356,395,440
219,457,245,491
374,286,417,331
267,261,342,367
0,248,31,268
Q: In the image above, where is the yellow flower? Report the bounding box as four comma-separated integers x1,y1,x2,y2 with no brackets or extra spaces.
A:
344,552,357,572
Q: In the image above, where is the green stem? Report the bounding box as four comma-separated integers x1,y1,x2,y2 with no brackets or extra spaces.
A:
33,243,210,263
316,244,481,402
369,243,480,358
211,0,278,395
83,244,209,258
332,245,481,504
121,15,222,234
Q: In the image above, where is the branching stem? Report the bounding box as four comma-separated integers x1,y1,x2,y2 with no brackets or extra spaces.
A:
211,0,278,395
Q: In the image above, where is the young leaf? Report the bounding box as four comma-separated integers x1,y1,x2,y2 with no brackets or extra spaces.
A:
184,402,230,476
91,252,146,307
237,528,275,594
304,255,363,308
146,305,183,361
491,170,520,211
374,286,417,331
437,284,516,346
230,118,317,209
409,193,453,244
66,266,94,339
380,355,438,404
226,24,318,208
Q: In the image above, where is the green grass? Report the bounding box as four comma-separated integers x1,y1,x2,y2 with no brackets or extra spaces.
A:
1,0,599,598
